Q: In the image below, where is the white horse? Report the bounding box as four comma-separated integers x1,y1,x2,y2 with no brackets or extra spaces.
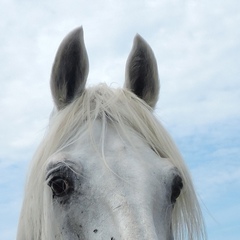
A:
17,27,206,240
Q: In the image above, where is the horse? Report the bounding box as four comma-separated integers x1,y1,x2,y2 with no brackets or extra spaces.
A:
17,27,206,240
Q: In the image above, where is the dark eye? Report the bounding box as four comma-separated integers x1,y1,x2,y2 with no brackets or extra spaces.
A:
48,177,70,197
171,175,183,204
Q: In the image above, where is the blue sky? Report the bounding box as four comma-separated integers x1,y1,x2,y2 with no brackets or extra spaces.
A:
0,0,239,239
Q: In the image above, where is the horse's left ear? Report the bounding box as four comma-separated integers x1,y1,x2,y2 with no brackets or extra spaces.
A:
51,27,89,110
124,34,159,108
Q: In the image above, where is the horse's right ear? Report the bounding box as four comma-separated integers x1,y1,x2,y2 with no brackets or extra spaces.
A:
50,27,89,110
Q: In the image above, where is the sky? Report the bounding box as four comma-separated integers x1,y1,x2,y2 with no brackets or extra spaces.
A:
0,0,239,239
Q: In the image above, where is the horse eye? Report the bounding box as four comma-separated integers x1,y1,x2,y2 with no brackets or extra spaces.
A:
48,177,70,197
171,175,183,204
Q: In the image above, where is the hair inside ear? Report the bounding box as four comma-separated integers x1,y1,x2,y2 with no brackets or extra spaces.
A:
50,27,89,110
124,34,159,108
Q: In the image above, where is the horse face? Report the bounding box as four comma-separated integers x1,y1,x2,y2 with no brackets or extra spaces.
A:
45,120,182,240
18,27,204,240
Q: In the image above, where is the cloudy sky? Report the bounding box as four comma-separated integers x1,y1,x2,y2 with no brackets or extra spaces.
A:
0,0,239,239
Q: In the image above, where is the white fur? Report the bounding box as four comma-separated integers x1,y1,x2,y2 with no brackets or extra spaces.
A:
17,85,206,240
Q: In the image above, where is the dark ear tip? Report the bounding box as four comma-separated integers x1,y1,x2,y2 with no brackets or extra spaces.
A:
134,33,144,41
67,26,84,39
76,26,84,34
133,34,148,47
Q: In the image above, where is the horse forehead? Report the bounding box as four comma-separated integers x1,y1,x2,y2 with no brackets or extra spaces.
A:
104,124,174,170
69,121,175,176
48,120,175,179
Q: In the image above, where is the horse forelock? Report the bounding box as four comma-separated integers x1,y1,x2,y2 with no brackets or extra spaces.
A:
18,84,205,240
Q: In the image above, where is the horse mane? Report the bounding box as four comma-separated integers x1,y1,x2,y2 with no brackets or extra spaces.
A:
18,84,206,240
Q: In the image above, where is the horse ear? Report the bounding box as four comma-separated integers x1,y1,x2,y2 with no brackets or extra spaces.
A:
50,27,89,110
124,34,159,108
